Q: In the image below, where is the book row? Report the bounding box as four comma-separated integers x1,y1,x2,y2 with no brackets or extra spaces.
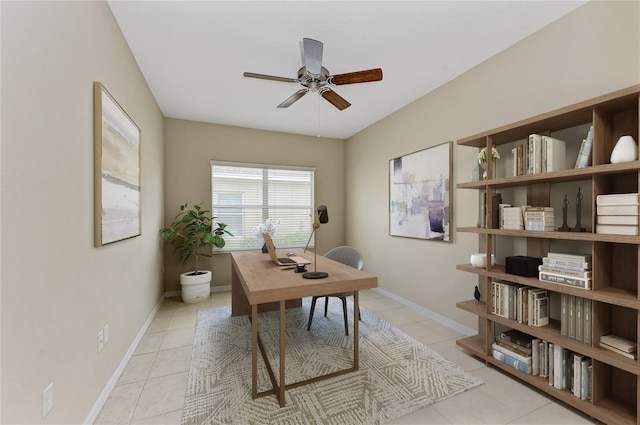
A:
492,331,592,401
490,280,594,345
491,280,548,326
508,126,593,177
560,294,592,345
511,134,567,176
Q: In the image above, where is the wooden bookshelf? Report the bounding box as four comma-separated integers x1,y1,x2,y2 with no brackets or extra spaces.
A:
455,85,640,425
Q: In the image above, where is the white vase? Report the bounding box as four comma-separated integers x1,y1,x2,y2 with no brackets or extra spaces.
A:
610,135,638,164
180,270,211,303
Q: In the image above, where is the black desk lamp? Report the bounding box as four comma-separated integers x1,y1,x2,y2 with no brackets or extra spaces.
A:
303,205,329,279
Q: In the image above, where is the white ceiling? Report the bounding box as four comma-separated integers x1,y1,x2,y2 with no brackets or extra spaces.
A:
108,1,587,140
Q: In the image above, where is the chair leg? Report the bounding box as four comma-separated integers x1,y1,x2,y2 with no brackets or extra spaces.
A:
307,296,319,331
324,296,329,317
340,297,349,336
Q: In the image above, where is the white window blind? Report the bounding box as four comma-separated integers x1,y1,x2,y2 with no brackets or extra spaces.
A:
211,161,315,251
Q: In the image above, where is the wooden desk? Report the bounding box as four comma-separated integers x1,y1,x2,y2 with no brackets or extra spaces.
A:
230,249,378,407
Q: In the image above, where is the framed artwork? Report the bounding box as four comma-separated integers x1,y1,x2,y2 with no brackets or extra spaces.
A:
93,82,141,246
389,141,453,242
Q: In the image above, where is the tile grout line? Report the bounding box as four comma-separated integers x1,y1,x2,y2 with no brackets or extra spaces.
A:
127,306,175,425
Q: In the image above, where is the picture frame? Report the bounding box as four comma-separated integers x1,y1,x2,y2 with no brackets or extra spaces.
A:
93,82,141,247
389,141,453,242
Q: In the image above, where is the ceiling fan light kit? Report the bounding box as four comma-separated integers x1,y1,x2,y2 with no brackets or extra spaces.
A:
243,38,382,110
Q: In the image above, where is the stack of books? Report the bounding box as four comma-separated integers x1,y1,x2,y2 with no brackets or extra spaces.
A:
595,193,639,236
524,207,554,231
539,252,592,290
502,206,524,230
599,334,637,360
492,330,533,374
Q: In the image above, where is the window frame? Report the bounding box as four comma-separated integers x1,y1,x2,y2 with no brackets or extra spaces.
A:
210,160,316,252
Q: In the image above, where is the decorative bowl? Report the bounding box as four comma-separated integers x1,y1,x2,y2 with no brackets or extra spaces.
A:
470,253,495,268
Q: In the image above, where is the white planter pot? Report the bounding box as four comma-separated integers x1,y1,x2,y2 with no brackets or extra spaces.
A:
180,271,211,303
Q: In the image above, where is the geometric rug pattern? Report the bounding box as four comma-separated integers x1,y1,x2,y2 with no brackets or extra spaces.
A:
181,298,483,425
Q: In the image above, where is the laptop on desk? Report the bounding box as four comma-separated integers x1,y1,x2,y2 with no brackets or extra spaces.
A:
262,233,311,266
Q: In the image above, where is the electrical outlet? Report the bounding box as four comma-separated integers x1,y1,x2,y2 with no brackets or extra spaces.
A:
42,382,54,417
103,324,110,345
98,329,104,352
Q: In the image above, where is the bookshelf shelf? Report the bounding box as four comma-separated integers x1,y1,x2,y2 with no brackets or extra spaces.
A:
456,299,487,317
457,227,640,244
455,334,485,357
455,85,640,425
456,264,640,309
457,161,640,190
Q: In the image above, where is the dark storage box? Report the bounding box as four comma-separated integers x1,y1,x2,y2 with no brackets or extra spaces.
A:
505,255,542,277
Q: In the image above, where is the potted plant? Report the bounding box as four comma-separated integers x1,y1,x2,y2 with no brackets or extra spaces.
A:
160,202,232,303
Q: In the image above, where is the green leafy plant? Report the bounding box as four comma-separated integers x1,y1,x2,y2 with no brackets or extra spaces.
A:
160,202,232,275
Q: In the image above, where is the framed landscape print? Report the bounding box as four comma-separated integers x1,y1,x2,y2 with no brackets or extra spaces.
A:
389,141,452,242
94,82,141,247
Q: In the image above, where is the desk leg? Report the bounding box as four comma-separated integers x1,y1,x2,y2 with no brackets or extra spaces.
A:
278,300,286,407
354,290,359,370
251,304,258,399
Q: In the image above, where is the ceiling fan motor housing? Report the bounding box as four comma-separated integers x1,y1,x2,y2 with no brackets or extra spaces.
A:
298,66,330,91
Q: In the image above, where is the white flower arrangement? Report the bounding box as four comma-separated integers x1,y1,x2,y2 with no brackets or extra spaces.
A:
478,147,500,163
253,218,281,239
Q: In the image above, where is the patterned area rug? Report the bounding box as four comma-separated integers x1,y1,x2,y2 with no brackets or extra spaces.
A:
181,298,482,425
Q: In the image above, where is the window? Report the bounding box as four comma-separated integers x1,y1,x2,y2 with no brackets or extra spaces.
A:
211,161,315,251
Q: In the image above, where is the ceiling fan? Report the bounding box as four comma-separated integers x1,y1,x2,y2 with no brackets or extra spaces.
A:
243,38,383,110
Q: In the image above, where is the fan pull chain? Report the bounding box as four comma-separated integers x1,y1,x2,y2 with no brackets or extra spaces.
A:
317,94,321,138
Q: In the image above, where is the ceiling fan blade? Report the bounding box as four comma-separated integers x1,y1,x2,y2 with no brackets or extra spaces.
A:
243,72,299,84
330,68,383,85
303,38,323,75
320,88,351,110
278,89,308,108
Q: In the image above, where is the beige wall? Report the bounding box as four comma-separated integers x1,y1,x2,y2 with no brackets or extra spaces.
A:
1,1,638,423
163,119,345,293
346,0,640,331
1,2,165,424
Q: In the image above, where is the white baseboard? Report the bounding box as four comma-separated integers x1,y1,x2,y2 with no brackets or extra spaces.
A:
164,284,231,299
371,287,476,336
83,295,165,425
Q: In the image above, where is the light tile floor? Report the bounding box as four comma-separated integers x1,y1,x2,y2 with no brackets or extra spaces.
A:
95,289,600,424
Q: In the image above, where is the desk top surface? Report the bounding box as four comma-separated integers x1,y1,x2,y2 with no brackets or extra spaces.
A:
231,249,378,305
